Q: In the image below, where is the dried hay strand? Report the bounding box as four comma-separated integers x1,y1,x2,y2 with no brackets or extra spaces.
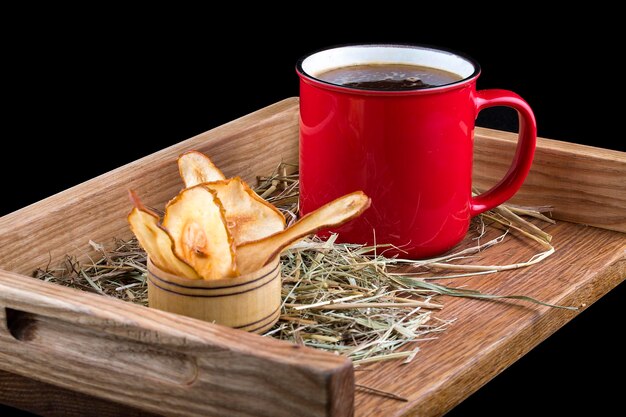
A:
34,162,572,366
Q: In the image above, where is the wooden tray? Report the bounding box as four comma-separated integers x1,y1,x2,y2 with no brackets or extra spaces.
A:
0,97,624,417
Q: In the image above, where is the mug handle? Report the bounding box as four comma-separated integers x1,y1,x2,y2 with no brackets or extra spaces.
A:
470,89,537,216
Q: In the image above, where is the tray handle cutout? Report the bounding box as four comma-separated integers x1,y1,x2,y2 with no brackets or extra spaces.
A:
4,307,198,386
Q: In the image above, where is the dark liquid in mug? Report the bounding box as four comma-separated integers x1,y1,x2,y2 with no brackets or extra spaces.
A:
316,63,463,90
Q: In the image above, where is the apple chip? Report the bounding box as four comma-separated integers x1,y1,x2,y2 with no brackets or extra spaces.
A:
127,191,200,279
162,185,237,280
178,150,226,188
204,177,286,245
236,191,371,274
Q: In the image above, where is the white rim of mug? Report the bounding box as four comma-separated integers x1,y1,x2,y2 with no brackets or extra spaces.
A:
296,43,481,96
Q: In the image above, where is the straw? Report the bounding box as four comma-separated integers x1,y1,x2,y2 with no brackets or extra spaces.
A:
34,162,571,368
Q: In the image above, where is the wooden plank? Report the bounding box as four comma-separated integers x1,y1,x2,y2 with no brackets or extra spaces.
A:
0,269,353,417
353,220,625,416
0,97,299,275
474,127,626,233
0,369,158,417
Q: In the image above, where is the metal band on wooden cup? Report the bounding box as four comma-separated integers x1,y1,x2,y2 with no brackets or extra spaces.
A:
147,257,281,334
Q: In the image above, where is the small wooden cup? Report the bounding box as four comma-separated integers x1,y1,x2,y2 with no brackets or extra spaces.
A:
147,257,281,334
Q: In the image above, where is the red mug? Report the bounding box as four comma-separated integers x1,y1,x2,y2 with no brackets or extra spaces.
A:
296,44,536,259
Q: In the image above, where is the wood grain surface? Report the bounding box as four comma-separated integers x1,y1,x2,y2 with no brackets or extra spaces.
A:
0,268,353,417
0,98,624,417
0,369,157,417
474,127,626,233
353,220,625,416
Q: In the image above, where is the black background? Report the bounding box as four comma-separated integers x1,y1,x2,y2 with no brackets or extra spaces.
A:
2,13,624,417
